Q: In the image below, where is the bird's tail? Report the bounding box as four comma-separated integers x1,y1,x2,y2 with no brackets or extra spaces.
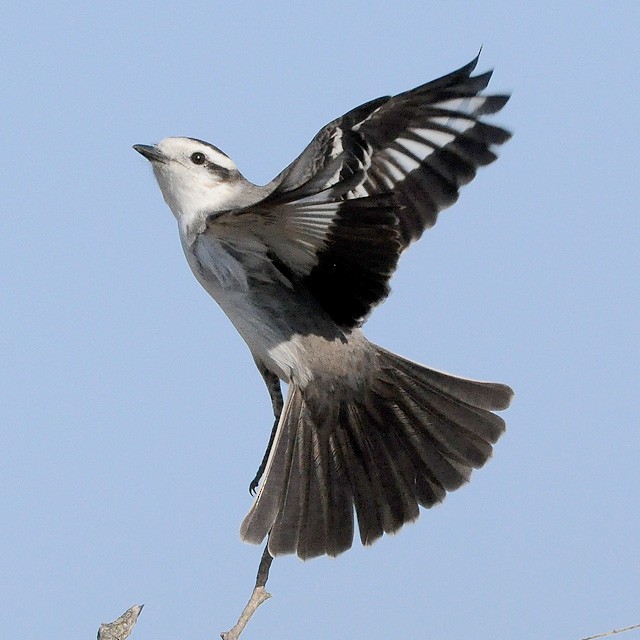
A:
240,344,513,560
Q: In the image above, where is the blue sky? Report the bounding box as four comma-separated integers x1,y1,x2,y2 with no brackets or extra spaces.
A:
1,3,639,639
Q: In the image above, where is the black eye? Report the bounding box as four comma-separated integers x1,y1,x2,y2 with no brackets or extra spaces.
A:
190,152,206,165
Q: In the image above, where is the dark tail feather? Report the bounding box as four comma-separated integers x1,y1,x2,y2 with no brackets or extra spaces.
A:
240,345,513,560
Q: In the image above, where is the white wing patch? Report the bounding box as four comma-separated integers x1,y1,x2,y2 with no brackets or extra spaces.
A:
396,136,436,159
379,160,406,183
328,128,344,160
384,148,422,174
409,127,456,148
348,103,488,197
376,124,457,186
434,96,487,113
430,115,476,134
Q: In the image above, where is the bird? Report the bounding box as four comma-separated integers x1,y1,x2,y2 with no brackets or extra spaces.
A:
133,54,513,561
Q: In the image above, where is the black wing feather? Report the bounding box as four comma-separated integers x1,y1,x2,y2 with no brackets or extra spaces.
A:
208,55,510,328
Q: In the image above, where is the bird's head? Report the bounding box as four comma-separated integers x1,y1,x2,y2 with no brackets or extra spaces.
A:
133,137,245,221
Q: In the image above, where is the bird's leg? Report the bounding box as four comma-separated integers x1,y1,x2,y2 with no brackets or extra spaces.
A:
220,544,273,640
249,364,284,495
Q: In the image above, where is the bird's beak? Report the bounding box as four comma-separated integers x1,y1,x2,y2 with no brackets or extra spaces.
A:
133,144,166,163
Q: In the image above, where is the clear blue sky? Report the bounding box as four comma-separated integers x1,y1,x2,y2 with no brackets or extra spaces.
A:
2,3,639,639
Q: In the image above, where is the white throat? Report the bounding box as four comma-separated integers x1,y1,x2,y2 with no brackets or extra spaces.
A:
151,163,244,241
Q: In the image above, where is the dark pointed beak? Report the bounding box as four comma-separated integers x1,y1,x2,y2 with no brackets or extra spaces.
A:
133,144,166,163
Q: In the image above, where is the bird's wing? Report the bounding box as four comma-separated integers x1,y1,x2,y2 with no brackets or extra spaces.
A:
201,55,510,328
268,53,511,247
203,185,401,328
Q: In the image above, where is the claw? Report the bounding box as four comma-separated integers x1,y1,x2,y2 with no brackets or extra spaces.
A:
248,364,283,499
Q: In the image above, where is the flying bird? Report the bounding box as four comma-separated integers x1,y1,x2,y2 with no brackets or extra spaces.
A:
134,54,513,560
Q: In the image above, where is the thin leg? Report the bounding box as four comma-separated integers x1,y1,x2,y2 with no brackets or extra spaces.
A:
220,544,273,640
255,542,273,588
249,363,284,495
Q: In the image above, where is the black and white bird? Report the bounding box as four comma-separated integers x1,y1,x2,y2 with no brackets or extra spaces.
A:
134,55,513,560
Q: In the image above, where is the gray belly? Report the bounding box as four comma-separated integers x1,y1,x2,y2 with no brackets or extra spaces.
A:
184,235,373,387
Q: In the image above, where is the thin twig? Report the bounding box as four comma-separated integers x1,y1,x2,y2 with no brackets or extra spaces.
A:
582,623,640,640
221,544,274,640
97,604,144,640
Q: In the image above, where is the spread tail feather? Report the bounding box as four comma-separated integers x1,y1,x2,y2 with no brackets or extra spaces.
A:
240,345,513,560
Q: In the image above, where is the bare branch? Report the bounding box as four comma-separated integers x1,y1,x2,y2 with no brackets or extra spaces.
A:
221,545,274,640
96,563,637,640
97,604,143,640
94,547,274,640
582,623,640,640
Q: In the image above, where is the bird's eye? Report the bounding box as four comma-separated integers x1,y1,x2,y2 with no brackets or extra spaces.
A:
190,152,206,165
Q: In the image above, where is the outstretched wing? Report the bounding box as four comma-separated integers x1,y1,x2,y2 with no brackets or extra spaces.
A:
204,187,402,328
269,53,511,246
203,55,510,328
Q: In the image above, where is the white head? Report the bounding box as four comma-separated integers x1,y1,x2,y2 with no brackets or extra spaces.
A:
133,137,247,222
